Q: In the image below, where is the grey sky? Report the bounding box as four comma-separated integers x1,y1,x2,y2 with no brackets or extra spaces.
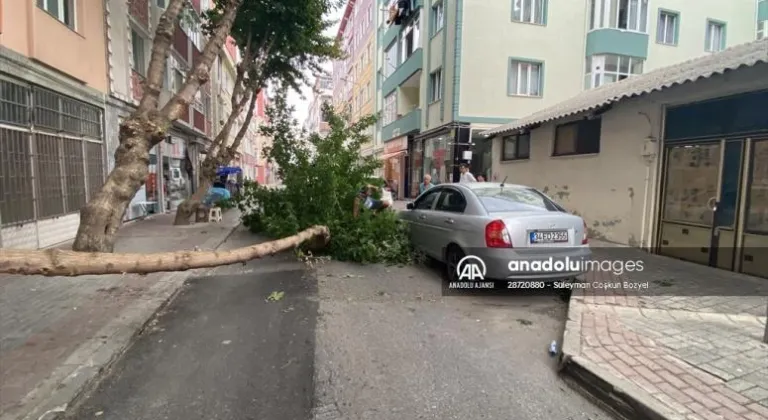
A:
286,6,344,125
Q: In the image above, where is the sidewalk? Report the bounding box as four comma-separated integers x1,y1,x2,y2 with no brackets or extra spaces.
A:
561,242,768,420
0,211,240,420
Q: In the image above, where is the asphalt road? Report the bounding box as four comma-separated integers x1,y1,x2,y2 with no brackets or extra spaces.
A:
65,228,612,420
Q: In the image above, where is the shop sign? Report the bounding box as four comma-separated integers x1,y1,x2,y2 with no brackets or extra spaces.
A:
384,136,407,154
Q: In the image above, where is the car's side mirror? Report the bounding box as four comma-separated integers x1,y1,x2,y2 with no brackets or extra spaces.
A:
406,202,414,210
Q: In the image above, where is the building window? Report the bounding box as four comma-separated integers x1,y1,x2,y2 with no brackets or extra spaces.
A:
502,133,530,161
705,20,726,52
512,0,545,25
584,54,643,89
553,119,601,156
383,93,397,126
131,30,146,76
432,2,444,35
656,10,678,45
37,0,75,28
383,42,398,77
588,0,648,32
758,21,766,40
429,69,443,102
400,15,420,63
174,69,184,93
507,60,542,97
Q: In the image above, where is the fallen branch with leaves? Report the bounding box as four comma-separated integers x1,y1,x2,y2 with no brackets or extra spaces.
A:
0,226,330,277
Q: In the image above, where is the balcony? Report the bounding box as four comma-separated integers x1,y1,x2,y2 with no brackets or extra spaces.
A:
382,108,421,142
128,0,149,28
173,23,189,62
586,29,649,59
382,48,423,96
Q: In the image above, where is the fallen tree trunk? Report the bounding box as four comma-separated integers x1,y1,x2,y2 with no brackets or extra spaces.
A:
0,226,329,277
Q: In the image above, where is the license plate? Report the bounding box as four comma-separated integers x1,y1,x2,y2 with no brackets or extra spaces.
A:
529,230,569,244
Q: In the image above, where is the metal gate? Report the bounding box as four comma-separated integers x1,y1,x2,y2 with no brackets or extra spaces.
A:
0,76,106,249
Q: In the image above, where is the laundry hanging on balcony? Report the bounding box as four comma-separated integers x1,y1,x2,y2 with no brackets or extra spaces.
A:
386,0,413,26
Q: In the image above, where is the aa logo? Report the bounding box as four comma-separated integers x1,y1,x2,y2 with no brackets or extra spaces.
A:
456,255,487,281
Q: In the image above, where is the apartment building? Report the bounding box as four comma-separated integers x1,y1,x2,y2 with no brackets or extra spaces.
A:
331,0,377,156
304,74,333,137
213,37,269,184
109,0,220,220
0,0,109,249
375,0,760,198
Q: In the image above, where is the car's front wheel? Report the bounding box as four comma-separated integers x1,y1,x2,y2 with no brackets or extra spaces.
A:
444,245,465,282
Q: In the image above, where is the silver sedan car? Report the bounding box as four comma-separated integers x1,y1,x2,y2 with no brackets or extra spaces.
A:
399,182,591,283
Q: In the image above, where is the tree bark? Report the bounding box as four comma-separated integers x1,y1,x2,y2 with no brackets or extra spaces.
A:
162,0,243,121
219,86,259,163
73,118,167,252
172,87,254,225
1,226,329,276
72,0,243,252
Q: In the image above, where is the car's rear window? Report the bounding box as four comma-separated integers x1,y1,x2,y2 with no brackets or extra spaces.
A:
474,187,560,212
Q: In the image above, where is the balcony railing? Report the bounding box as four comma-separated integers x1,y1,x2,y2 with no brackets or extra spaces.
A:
382,108,421,142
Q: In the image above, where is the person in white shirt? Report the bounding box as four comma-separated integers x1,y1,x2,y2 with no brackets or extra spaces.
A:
459,163,477,183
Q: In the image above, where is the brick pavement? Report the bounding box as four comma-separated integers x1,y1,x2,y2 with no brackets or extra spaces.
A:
562,243,768,420
0,211,240,420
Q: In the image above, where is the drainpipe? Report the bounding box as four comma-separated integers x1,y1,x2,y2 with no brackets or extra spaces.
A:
639,134,657,250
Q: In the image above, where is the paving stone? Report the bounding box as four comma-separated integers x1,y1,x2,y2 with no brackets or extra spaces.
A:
700,363,739,381
742,387,768,403
564,244,768,420
745,402,768,418
682,388,722,410
727,379,760,393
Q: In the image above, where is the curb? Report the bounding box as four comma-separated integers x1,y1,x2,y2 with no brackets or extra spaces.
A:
8,223,240,420
557,292,684,420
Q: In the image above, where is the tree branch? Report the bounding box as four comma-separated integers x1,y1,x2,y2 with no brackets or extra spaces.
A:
221,86,259,161
137,0,186,112
161,0,243,122
230,38,253,108
0,226,330,276
207,91,251,158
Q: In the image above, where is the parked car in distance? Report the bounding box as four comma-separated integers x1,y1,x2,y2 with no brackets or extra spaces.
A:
399,182,591,282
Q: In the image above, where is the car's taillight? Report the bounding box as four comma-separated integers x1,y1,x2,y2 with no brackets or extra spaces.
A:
485,219,512,248
582,219,589,245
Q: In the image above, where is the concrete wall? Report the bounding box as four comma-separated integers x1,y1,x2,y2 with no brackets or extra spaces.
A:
457,0,587,120
644,0,757,71
1,0,108,93
491,63,768,246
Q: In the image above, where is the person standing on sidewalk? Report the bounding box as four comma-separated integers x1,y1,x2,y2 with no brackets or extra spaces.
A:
419,174,435,195
459,163,477,183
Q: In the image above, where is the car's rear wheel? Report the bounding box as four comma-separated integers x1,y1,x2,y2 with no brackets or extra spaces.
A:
444,245,465,282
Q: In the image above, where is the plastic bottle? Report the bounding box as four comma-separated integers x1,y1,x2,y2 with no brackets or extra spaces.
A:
549,340,558,356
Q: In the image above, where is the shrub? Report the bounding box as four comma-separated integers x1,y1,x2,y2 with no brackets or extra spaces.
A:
236,91,413,264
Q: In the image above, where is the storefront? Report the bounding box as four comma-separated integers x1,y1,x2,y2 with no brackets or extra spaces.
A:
381,136,408,200
411,124,472,191
162,136,192,212
657,89,768,278
470,129,493,181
